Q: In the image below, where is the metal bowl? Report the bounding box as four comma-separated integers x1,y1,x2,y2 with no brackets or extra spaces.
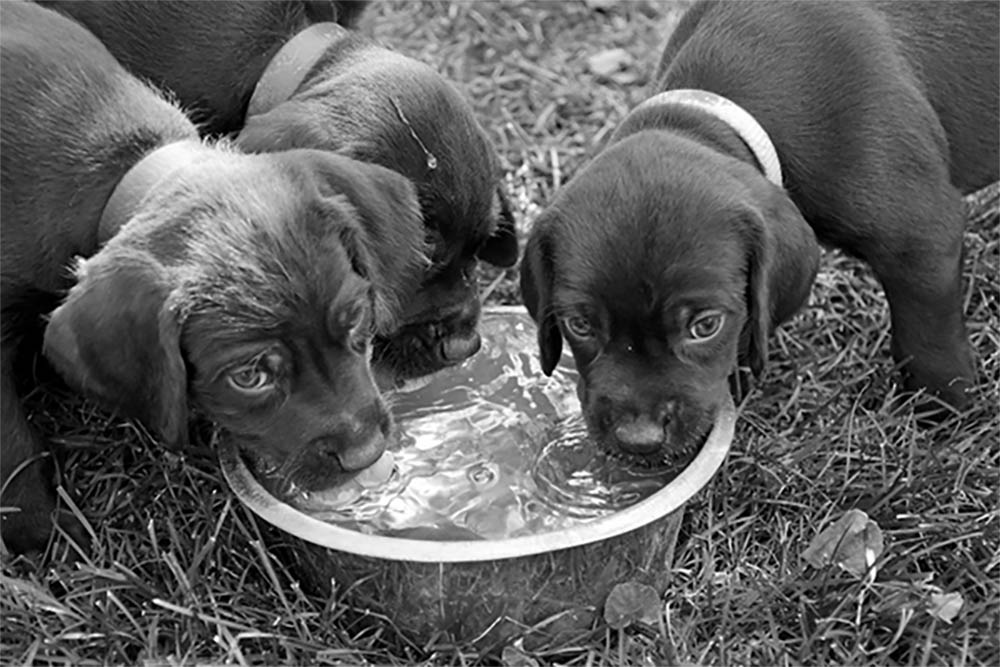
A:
219,306,735,646
221,307,734,562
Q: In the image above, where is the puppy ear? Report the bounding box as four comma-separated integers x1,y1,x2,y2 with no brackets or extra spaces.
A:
43,252,188,447
520,218,563,375
741,190,820,376
307,154,426,335
333,207,401,334
477,185,519,268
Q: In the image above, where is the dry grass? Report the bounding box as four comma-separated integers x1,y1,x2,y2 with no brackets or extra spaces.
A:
2,2,998,665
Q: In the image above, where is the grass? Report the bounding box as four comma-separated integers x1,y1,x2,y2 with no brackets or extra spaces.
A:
2,1,998,665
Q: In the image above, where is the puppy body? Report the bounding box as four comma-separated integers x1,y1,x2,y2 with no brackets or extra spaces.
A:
42,1,520,384
1,2,424,554
649,0,997,405
522,0,997,461
236,33,519,381
37,0,368,135
523,129,818,461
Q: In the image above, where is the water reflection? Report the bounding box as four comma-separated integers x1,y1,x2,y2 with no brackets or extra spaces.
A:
269,309,684,540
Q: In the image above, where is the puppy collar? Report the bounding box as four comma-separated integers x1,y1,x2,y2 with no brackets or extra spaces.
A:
98,140,204,244
633,89,783,186
247,22,348,118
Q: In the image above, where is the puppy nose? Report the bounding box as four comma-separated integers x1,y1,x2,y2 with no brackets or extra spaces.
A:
614,414,666,455
440,330,481,363
311,420,387,472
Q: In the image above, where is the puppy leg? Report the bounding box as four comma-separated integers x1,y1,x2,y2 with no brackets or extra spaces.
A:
0,347,84,556
865,187,975,410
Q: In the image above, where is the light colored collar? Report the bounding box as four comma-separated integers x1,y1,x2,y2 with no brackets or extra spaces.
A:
246,22,349,118
632,88,783,186
98,140,205,244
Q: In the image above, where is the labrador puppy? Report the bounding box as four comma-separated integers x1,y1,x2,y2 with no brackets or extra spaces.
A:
41,0,520,385
1,1,426,555
235,27,519,382
36,0,370,136
521,0,997,463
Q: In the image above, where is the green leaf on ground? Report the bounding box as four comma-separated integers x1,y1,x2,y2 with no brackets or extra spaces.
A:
604,582,661,630
927,591,964,623
501,639,539,667
802,509,884,577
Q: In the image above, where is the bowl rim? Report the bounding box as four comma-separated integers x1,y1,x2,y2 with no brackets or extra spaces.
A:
219,307,736,563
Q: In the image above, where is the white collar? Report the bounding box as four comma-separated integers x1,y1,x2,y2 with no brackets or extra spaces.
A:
98,140,205,243
632,88,783,186
247,22,348,118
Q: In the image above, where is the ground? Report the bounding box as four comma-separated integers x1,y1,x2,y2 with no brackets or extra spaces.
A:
2,2,998,665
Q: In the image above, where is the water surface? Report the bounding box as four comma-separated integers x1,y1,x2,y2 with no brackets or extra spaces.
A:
268,310,684,540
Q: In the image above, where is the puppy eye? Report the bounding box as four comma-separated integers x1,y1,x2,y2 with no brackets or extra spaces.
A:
563,315,595,339
688,311,725,341
227,355,277,394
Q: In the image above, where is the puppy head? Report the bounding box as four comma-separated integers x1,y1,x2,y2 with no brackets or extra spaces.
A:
43,148,425,492
237,38,518,384
522,131,818,464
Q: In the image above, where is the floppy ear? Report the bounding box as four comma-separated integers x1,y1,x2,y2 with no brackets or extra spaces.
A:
333,206,402,334
308,154,426,335
43,252,188,447
520,218,563,375
477,185,519,268
740,189,820,376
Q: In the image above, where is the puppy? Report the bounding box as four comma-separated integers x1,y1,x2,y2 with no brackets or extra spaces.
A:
41,1,520,385
1,1,425,555
36,0,370,136
521,0,997,463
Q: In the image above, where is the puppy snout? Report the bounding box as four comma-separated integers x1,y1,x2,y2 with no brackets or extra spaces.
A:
432,298,482,364
613,414,667,455
310,406,390,471
311,430,386,471
448,292,480,327
440,330,481,363
609,400,678,455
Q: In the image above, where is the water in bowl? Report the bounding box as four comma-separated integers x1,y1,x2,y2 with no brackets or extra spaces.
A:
265,309,686,540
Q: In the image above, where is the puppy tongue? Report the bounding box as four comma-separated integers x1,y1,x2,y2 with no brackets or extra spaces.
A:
352,450,395,489
441,332,481,363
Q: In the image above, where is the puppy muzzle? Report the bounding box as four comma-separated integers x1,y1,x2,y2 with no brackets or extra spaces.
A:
308,428,386,472
437,325,482,364
613,414,669,456
374,293,483,380
585,388,716,466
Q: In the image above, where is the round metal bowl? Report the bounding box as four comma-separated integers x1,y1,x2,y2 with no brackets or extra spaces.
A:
218,306,736,646
219,307,734,562
220,401,734,563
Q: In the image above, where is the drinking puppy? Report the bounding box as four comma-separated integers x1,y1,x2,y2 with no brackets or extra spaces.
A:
1,1,425,555
42,0,520,385
521,0,998,463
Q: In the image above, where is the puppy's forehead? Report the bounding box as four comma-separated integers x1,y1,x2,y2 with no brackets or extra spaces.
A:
135,155,337,249
545,134,757,312
550,186,747,285
130,155,361,317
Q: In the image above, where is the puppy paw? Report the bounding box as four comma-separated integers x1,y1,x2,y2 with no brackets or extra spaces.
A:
1,506,89,560
900,363,976,418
